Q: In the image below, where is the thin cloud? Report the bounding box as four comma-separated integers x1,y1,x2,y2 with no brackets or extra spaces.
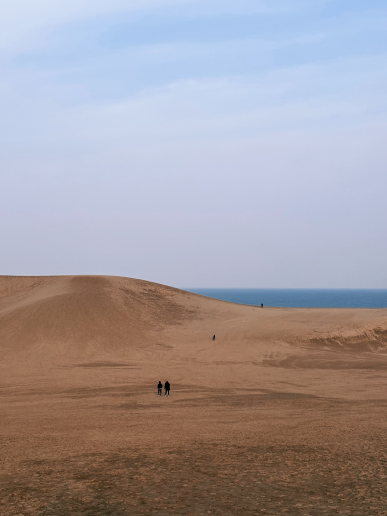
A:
0,0,386,285
0,0,319,54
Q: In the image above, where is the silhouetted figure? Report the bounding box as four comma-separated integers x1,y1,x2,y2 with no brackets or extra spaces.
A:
261,303,264,308
164,381,170,396
213,335,216,341
157,381,163,396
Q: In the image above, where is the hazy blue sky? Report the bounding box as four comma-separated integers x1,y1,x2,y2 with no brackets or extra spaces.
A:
1,0,386,287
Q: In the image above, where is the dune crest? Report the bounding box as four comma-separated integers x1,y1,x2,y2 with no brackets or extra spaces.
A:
0,275,195,366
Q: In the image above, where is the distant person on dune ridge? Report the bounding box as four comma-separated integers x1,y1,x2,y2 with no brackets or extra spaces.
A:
157,381,162,396
164,381,170,396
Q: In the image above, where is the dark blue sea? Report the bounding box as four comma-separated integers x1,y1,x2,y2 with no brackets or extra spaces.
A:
185,289,387,309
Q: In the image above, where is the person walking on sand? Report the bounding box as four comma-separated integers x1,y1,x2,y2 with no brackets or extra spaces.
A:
213,335,216,341
157,381,163,396
164,381,170,396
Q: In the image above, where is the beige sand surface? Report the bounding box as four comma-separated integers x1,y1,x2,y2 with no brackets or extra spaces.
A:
1,275,387,515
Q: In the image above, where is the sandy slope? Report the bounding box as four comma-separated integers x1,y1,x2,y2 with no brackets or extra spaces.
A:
1,275,387,515
1,275,387,370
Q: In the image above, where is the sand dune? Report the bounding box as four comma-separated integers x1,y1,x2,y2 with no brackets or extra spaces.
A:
0,275,197,365
2,275,387,515
1,275,387,371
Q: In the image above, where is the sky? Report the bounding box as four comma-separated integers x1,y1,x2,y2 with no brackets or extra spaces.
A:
0,0,386,288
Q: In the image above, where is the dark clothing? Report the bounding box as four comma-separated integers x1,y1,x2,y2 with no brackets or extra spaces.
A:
157,382,163,396
213,335,215,340
164,381,170,396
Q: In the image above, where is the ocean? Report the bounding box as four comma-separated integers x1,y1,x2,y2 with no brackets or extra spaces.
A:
185,289,387,309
